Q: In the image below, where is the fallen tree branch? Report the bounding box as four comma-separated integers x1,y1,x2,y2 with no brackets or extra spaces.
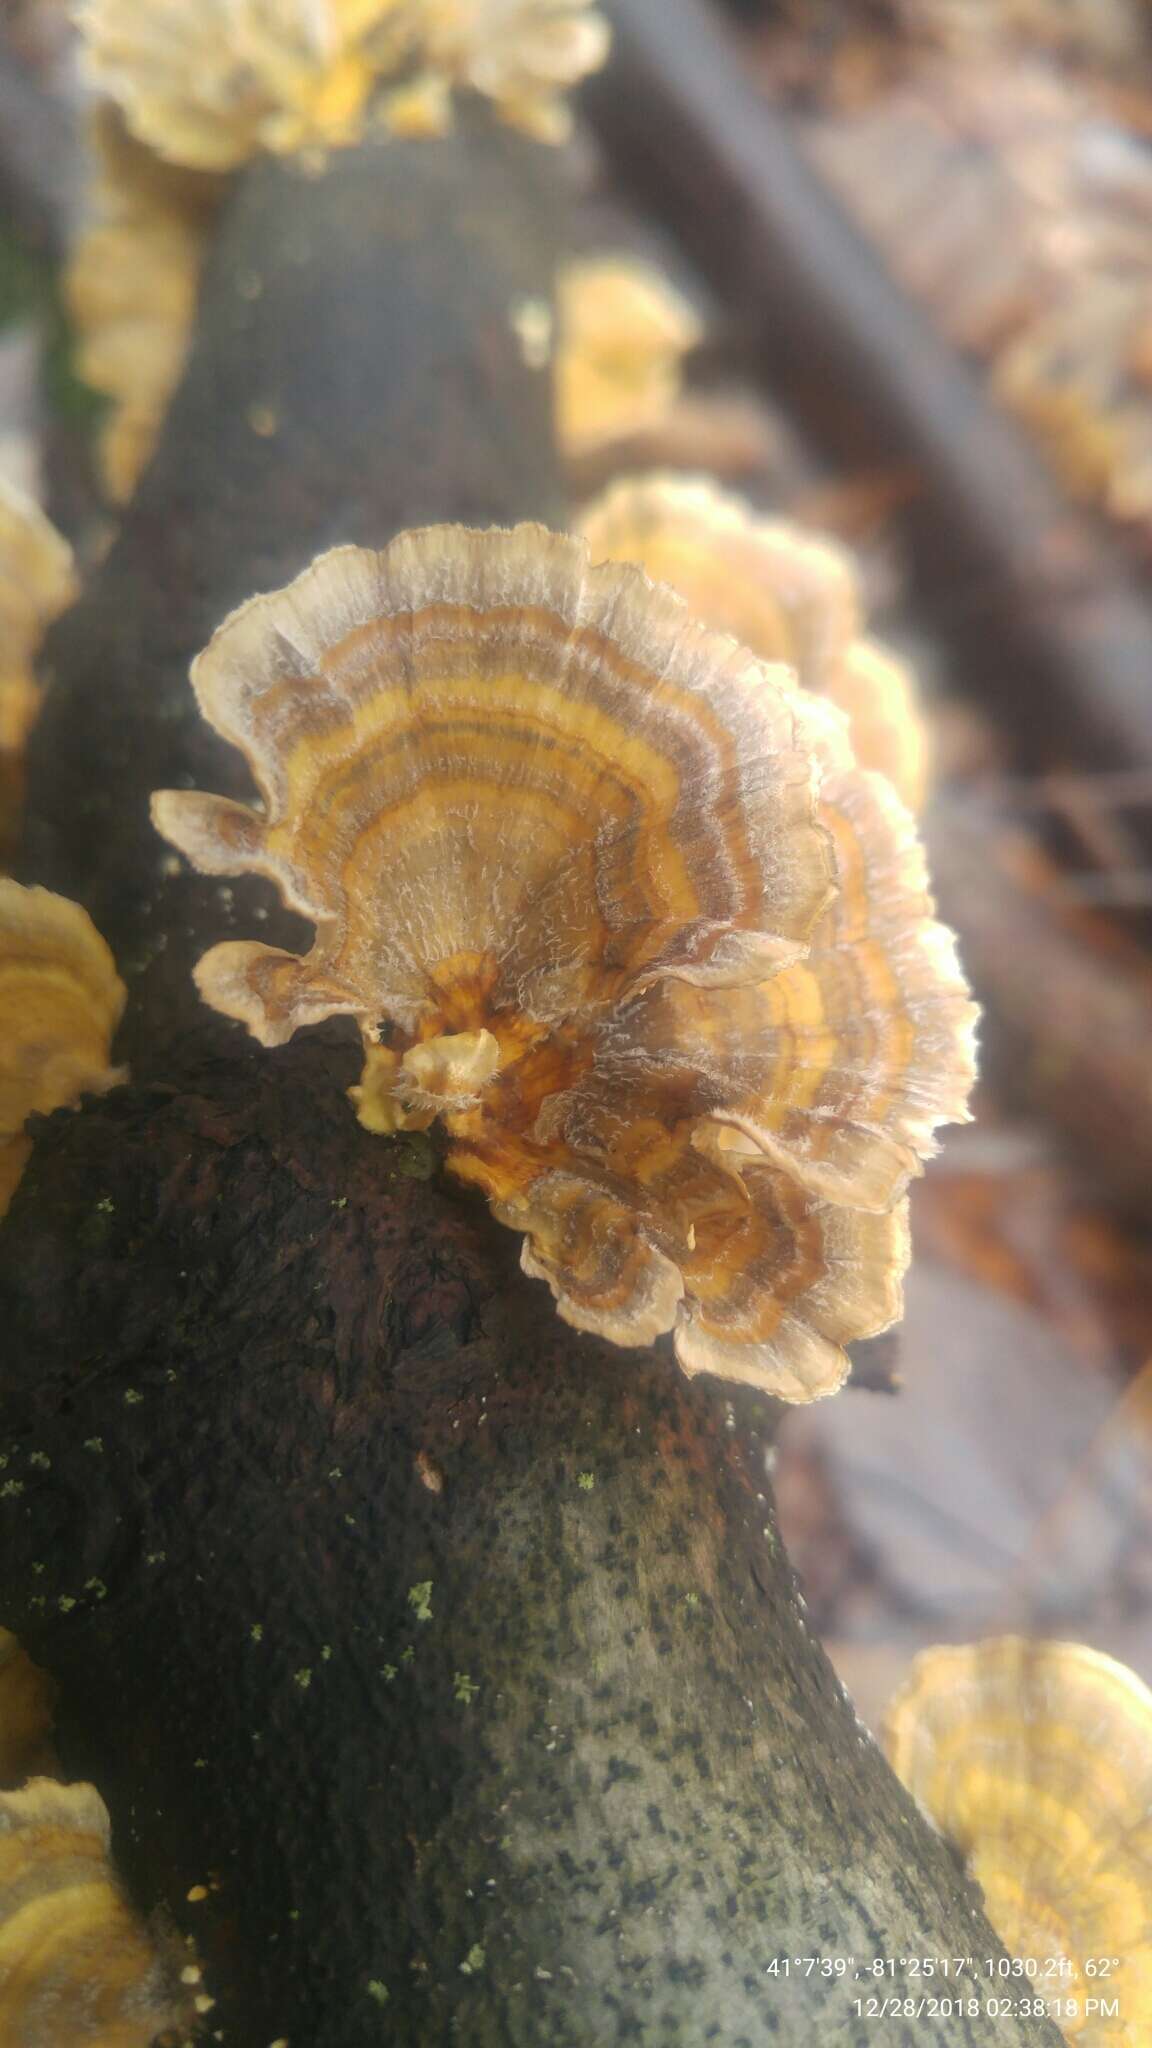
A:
587,0,1152,799
3,114,1059,2047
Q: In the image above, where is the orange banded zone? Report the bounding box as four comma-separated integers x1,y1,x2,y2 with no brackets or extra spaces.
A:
884,1640,1152,2042
0,1780,190,2044
154,522,974,1401
580,473,928,810
0,883,127,1216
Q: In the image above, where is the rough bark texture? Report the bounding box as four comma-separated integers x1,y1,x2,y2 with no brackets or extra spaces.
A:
3,114,1060,2047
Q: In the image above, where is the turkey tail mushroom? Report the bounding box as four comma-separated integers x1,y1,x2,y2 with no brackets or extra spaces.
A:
884,1638,1152,2044
153,522,975,1401
580,471,928,809
0,883,127,1216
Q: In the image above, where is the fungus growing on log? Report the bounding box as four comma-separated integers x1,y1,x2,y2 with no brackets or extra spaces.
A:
0,1778,192,2044
66,108,224,504
556,258,703,460
581,471,928,808
79,0,609,168
153,522,974,1400
0,1633,55,1790
0,485,76,856
884,1638,1152,2043
377,0,611,143
0,883,126,1215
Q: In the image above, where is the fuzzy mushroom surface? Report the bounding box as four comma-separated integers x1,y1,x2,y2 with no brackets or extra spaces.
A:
153,523,976,1401
884,1638,1152,2043
0,882,127,1215
581,472,927,810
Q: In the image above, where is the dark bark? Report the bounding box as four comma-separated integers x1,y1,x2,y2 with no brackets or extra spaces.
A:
0,35,80,259
3,116,1059,2046
588,0,1152,805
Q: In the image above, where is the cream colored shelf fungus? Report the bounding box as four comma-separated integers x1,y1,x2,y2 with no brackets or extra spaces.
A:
581,473,928,811
79,0,610,169
152,524,976,1403
66,108,225,505
0,484,76,852
557,260,704,463
885,1639,1152,2044
0,883,127,1216
0,1778,195,2044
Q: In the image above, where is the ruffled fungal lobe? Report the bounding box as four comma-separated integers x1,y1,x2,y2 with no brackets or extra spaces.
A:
79,0,414,167
67,108,225,503
557,261,704,461
154,522,975,1401
0,486,76,858
884,1639,1152,2042
380,0,610,142
0,1779,192,2044
0,883,127,1214
581,472,927,808
80,0,608,167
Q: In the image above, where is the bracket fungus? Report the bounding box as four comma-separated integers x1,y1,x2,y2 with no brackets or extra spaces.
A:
66,108,225,505
0,883,127,1216
0,485,76,856
884,1638,1152,2042
0,1778,192,2045
580,473,928,811
375,0,612,145
79,0,609,169
153,523,974,1401
556,260,704,463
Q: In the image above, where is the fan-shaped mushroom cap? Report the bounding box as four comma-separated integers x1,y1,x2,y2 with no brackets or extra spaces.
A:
78,0,415,167
79,0,607,167
581,473,927,809
885,1639,1152,2042
67,108,225,505
557,261,704,461
153,522,975,1400
0,487,77,859
0,1778,192,2044
0,883,127,1215
380,0,610,143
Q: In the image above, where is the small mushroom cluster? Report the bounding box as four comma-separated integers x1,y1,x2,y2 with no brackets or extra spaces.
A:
69,1,618,503
79,0,609,168
154,521,975,1402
